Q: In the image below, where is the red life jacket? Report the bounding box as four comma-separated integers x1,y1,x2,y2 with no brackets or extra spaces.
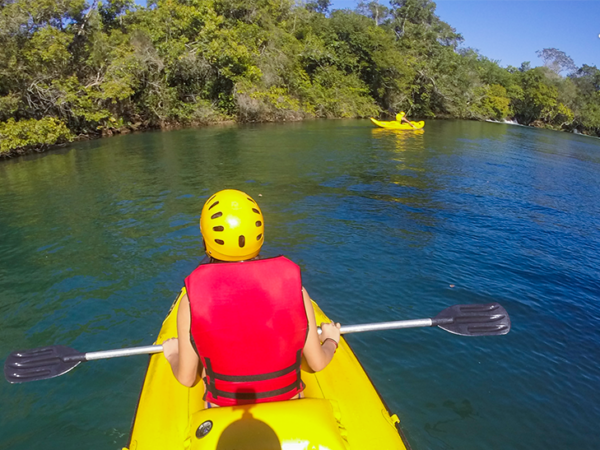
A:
185,256,308,406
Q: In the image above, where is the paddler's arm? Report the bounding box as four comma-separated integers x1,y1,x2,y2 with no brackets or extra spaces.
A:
162,293,201,387
301,288,341,372
400,115,417,129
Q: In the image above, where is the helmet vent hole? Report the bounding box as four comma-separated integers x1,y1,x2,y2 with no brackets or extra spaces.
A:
257,234,262,240
211,212,223,219
239,235,245,248
255,221,262,227
213,226,224,232
252,208,260,214
208,201,219,210
207,195,216,203
247,197,256,204
214,239,225,245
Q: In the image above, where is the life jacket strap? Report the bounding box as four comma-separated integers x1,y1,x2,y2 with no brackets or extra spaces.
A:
210,380,305,400
204,350,303,400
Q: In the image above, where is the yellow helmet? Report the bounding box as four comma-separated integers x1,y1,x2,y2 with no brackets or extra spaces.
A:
200,189,265,261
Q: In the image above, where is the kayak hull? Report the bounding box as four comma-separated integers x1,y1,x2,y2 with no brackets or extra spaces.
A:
124,289,409,450
370,117,424,130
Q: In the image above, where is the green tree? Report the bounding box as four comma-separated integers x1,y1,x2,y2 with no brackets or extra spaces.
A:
570,65,600,97
306,0,331,14
474,84,510,120
577,93,600,135
512,68,558,125
356,1,390,26
98,0,135,31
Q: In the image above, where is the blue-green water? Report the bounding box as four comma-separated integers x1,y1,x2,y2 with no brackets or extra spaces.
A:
1,120,599,449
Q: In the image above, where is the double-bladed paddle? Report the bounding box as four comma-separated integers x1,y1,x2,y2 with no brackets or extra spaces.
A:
4,302,510,384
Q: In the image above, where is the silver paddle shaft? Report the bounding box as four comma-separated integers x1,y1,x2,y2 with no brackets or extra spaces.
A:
85,318,437,359
318,318,433,335
85,345,163,361
85,319,436,359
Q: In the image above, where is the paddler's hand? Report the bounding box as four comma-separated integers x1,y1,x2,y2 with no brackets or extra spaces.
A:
162,337,179,363
320,321,341,345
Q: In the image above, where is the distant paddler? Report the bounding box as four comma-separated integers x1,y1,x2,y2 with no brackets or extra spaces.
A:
369,114,424,130
395,111,417,129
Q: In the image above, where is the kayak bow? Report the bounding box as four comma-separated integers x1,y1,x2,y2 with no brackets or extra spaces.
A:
123,289,410,450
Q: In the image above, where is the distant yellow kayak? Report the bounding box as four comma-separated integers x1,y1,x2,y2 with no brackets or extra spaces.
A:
370,117,425,130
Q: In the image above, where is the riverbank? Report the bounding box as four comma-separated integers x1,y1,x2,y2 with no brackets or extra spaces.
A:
3,114,597,162
0,117,236,160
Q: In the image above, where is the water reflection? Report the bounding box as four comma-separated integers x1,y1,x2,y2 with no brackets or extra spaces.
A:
352,125,440,243
371,128,425,153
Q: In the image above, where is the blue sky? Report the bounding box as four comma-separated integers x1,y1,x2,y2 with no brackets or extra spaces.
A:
330,0,600,69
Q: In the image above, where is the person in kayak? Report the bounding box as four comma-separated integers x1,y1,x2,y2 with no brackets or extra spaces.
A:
396,111,417,129
162,189,341,407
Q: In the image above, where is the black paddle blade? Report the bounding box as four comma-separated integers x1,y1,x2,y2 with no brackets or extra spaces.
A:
4,345,84,384
432,303,511,337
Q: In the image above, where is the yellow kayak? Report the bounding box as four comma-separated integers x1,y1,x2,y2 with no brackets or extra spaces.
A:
370,118,424,130
123,289,410,450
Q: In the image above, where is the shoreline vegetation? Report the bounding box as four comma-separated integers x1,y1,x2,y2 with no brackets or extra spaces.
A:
1,0,599,160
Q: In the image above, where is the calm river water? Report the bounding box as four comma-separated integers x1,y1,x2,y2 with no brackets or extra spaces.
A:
1,120,599,450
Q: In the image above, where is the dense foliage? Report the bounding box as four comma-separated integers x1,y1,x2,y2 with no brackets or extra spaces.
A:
1,0,599,156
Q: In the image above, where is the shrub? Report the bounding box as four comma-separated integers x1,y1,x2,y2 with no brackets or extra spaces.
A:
475,84,511,120
0,117,74,155
235,83,307,122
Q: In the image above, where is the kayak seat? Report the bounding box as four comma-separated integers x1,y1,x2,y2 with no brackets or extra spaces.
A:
189,398,348,450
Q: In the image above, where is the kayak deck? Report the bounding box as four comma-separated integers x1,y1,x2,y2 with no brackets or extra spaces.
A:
124,289,409,450
370,117,425,130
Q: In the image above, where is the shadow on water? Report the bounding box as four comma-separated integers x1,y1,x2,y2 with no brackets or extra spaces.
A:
424,399,479,434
